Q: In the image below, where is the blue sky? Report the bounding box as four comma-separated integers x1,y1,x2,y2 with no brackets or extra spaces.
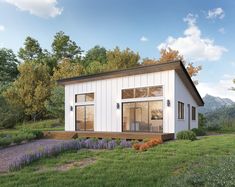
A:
0,0,235,100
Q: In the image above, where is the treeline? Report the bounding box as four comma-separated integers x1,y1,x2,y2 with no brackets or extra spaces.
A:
0,31,201,129
205,105,235,131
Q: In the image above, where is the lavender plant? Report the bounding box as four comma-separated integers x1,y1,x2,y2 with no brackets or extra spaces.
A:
9,138,132,171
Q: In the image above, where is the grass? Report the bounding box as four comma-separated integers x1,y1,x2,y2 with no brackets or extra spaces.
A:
0,119,64,135
0,135,235,187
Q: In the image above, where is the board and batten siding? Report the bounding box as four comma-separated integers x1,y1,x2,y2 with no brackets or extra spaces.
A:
174,72,198,134
65,70,175,133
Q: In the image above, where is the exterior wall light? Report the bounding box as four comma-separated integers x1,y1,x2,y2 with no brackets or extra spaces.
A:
116,103,120,109
167,100,170,107
70,106,73,111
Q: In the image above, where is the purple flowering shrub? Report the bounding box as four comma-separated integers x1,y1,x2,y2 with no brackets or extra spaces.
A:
9,138,131,171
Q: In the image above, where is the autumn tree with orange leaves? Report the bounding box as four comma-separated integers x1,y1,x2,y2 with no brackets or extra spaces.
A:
143,48,202,84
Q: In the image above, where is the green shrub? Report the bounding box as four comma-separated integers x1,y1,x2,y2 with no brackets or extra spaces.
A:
191,128,206,136
12,135,24,144
0,137,12,147
176,130,197,141
31,130,44,139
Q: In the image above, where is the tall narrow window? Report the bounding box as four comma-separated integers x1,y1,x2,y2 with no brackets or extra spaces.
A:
192,106,196,120
178,101,184,119
75,93,94,131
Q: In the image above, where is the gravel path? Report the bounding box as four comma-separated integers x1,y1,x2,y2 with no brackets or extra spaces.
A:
0,139,69,172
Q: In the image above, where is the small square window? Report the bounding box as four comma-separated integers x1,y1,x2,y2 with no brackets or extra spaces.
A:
75,93,94,103
135,87,148,98
86,93,94,102
75,94,85,103
122,89,134,99
148,86,163,97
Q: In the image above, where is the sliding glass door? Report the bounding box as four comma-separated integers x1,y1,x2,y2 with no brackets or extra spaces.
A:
122,101,163,133
75,105,94,131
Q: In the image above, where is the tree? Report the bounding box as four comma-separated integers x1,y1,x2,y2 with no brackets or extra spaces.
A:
142,58,158,65
18,37,43,61
106,47,140,70
143,48,202,84
83,45,107,67
0,48,19,92
52,58,84,81
158,48,184,63
3,62,51,121
0,95,23,128
45,86,64,122
85,61,107,74
52,31,82,60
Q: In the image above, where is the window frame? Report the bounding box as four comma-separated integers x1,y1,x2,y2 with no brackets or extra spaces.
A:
178,101,184,120
192,106,196,121
75,92,95,105
121,85,163,100
75,92,95,131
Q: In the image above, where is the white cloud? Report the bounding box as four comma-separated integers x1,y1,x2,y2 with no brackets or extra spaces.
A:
206,8,225,20
0,25,5,31
218,27,225,34
4,0,63,18
140,36,148,42
197,75,235,101
158,13,227,61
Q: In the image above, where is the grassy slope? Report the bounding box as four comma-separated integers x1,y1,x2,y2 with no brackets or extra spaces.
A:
0,119,64,135
0,135,235,187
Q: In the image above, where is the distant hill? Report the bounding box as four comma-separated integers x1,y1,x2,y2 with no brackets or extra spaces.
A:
199,94,235,114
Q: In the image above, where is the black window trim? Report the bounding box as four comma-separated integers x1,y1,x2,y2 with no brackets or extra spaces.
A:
178,101,184,120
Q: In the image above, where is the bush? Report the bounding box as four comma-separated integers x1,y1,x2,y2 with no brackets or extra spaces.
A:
176,130,197,141
132,137,163,151
0,137,12,147
12,135,24,144
191,128,206,136
31,130,44,139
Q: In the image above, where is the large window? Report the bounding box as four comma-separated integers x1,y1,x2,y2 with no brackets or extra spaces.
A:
192,106,196,120
75,105,94,131
178,101,184,119
122,86,163,99
122,100,163,133
75,93,94,131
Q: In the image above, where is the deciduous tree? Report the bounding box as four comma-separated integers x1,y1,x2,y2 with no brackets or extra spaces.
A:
52,58,84,81
143,48,201,84
83,45,107,67
106,47,140,70
3,62,51,120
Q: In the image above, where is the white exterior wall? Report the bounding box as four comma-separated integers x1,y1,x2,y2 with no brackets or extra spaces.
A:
65,70,175,133
174,73,198,134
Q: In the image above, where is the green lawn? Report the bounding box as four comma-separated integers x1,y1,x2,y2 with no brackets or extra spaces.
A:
1,135,235,187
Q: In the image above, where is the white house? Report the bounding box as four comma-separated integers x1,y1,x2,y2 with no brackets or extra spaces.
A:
58,60,204,137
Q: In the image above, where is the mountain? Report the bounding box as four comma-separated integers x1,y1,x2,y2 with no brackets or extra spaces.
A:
199,94,235,114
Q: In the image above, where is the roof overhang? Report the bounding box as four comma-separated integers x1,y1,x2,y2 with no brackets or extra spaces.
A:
58,60,204,106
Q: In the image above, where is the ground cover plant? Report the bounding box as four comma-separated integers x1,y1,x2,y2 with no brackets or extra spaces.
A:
0,129,43,147
0,135,235,187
